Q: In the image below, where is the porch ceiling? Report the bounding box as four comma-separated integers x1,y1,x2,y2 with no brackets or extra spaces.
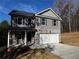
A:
8,26,37,32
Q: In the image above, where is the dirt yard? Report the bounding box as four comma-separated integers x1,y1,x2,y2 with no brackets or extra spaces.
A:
16,49,62,59
61,32,79,46
0,46,62,59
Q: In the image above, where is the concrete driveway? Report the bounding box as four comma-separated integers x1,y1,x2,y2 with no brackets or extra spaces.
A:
51,44,79,59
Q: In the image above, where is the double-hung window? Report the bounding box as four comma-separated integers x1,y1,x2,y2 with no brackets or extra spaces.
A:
12,17,18,26
41,18,47,25
36,17,40,26
18,17,22,25
52,20,57,26
36,19,40,26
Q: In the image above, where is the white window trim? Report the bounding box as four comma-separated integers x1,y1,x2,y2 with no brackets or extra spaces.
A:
41,18,47,25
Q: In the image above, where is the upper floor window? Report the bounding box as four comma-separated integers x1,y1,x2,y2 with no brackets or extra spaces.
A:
17,17,22,25
28,18,31,25
24,18,28,25
52,20,57,26
41,18,47,25
12,17,22,25
36,18,40,26
12,17,17,25
36,19,40,26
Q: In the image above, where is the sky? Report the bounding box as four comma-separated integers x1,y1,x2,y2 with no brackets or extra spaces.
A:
0,0,56,22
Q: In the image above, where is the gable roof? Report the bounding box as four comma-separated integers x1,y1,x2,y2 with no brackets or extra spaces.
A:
36,8,62,20
9,10,35,17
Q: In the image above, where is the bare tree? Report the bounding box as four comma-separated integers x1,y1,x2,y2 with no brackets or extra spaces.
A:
54,0,74,32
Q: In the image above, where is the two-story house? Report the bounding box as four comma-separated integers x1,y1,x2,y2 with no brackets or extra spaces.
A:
7,8,62,47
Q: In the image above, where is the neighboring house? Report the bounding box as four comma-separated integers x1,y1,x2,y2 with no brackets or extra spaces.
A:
7,8,62,48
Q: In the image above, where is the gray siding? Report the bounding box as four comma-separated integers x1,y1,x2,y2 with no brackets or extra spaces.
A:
35,17,60,34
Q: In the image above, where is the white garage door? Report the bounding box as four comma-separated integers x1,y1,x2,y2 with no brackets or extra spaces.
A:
40,34,59,44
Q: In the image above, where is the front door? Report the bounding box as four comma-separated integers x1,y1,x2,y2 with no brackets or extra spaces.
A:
27,32,32,43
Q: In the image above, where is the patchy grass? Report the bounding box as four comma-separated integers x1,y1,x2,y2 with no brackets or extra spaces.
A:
61,32,79,46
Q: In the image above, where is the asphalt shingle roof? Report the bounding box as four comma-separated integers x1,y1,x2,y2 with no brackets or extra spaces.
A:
9,10,35,17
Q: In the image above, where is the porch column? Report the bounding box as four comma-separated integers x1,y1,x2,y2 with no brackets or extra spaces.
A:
7,31,10,48
22,18,24,25
24,31,27,45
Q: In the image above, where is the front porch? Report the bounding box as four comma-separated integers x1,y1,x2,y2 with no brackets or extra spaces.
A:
7,28,36,48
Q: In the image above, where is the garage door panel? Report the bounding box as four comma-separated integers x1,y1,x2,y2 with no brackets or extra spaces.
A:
40,34,59,44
